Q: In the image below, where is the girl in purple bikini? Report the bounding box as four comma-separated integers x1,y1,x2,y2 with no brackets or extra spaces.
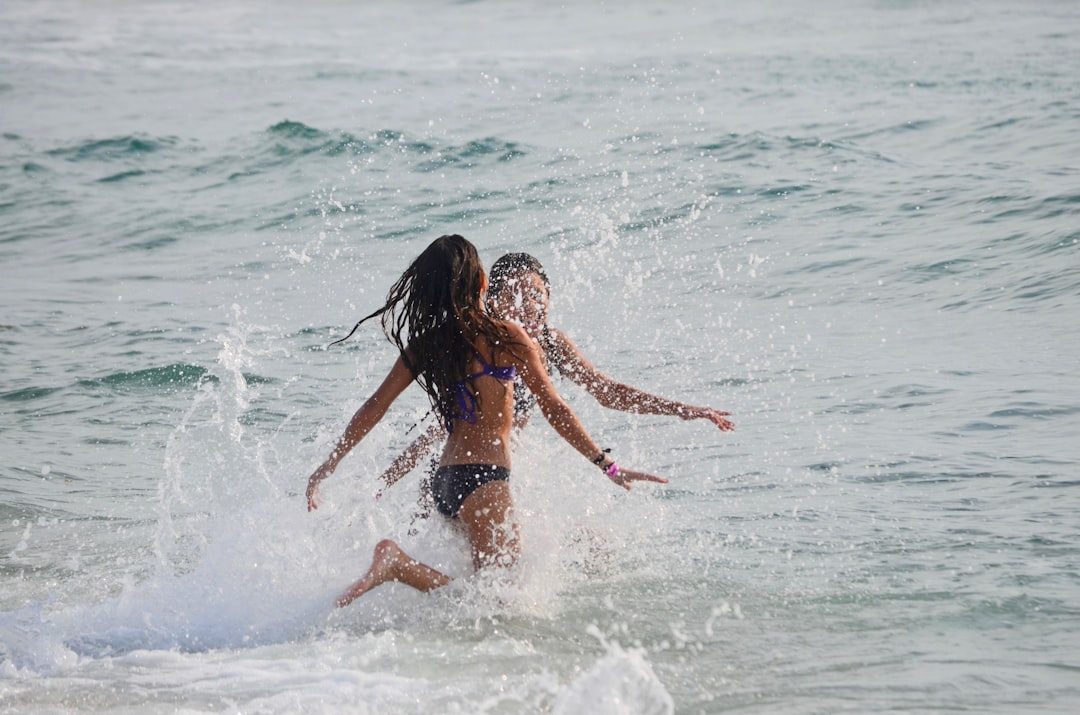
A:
305,235,665,607
375,252,735,499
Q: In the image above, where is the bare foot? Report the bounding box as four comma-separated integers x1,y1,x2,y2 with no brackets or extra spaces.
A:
336,539,403,607
336,539,450,607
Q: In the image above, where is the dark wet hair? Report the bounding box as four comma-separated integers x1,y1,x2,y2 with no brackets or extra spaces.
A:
486,251,560,365
487,253,550,300
332,234,521,427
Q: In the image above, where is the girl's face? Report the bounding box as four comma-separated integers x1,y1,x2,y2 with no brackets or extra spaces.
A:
491,272,549,338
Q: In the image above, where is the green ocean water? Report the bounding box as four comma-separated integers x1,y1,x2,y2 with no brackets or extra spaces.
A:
2,1,1079,712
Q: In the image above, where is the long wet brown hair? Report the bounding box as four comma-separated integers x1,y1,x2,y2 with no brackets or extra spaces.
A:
331,234,521,428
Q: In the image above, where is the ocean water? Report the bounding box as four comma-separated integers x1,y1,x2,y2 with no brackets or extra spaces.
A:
2,0,1079,712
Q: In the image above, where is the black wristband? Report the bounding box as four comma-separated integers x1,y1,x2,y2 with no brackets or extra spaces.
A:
591,448,611,465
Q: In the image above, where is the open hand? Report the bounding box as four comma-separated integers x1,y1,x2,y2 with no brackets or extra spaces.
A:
696,407,734,432
607,466,668,491
306,464,333,511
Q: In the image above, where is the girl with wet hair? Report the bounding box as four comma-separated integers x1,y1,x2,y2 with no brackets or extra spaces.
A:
305,235,664,607
376,251,734,500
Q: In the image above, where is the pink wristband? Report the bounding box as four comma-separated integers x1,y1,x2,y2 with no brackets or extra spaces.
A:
605,462,621,478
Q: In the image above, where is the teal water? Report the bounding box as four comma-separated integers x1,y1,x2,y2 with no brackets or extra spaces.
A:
2,1,1080,712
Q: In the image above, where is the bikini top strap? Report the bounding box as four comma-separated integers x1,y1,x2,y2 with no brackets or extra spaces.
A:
451,348,517,429
466,348,516,382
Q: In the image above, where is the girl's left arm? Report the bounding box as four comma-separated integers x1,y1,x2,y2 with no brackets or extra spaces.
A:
507,323,667,490
548,328,734,431
306,355,415,511
375,420,446,496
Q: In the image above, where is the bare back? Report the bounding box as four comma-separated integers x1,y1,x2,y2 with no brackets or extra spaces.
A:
438,319,602,475
438,334,519,468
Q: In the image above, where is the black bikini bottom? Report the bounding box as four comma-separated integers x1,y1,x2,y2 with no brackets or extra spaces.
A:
431,464,510,518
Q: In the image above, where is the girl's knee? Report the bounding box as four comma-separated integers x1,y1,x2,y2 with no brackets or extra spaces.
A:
472,522,520,570
374,539,400,558
474,544,518,570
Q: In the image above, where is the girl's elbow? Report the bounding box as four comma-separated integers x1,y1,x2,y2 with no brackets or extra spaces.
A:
593,392,619,410
593,386,631,411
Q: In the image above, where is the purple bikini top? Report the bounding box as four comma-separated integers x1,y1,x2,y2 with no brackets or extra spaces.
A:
452,351,516,426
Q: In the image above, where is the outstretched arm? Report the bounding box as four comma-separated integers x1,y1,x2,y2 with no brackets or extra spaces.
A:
306,355,414,511
375,420,446,497
547,328,734,431
507,323,667,491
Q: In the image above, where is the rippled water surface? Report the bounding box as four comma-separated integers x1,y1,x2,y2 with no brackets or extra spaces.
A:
2,1,1079,712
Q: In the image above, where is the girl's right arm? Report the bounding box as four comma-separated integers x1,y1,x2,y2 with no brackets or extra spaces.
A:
547,327,734,431
506,323,667,491
306,355,414,511
376,420,446,497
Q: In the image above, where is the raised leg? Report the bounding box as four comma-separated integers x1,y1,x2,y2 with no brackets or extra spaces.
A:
336,538,451,607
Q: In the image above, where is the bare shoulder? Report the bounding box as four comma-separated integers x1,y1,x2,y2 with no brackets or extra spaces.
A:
490,321,538,362
544,325,594,376
545,325,576,353
495,319,531,343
